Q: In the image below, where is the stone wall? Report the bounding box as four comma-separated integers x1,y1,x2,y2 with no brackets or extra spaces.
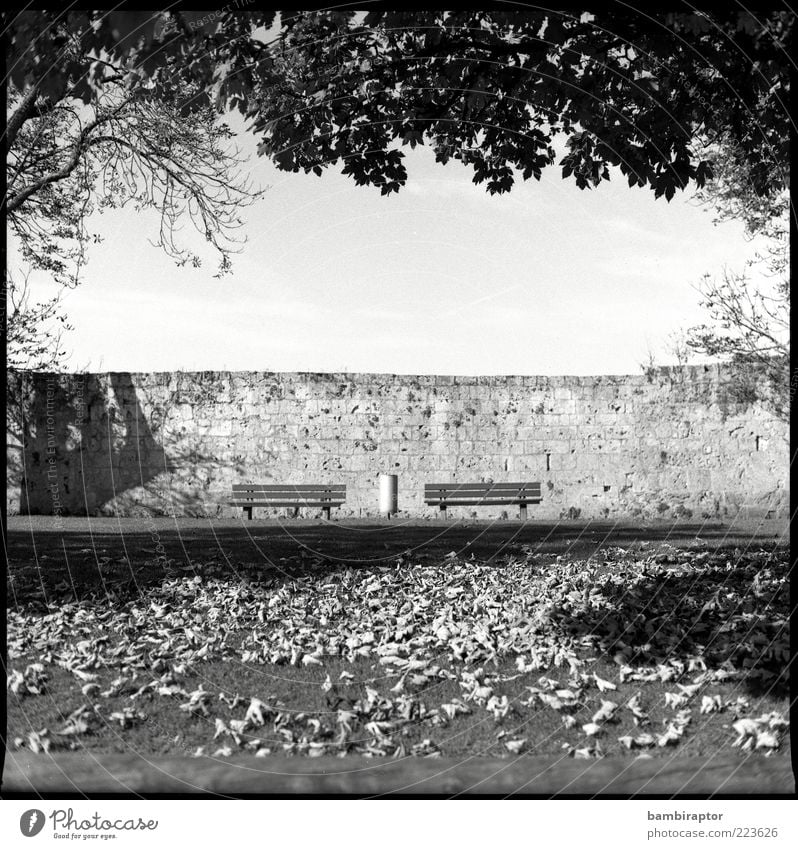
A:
6,366,788,520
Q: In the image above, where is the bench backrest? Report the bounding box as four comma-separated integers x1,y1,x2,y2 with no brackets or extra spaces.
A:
425,482,542,503
232,484,346,502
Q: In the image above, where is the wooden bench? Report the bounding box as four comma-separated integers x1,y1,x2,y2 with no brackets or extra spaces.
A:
230,483,346,520
424,481,542,520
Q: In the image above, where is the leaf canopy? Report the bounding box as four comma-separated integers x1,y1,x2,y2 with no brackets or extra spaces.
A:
6,9,791,200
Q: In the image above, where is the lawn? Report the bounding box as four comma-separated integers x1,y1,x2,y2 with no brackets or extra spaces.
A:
6,518,790,763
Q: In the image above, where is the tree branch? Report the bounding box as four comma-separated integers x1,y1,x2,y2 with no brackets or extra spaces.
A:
5,84,39,150
6,98,135,214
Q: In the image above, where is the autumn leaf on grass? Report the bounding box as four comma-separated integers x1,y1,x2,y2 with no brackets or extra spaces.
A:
582,722,603,737
7,664,48,696
230,718,249,737
389,675,408,695
563,741,602,759
710,668,742,683
625,693,649,725
28,730,53,753
109,708,147,729
516,654,545,673
724,696,750,717
538,693,565,711
505,738,527,754
245,698,273,727
130,681,157,699
57,714,92,737
486,694,511,720
411,739,441,757
365,721,394,742
655,664,680,683
700,695,723,714
468,685,494,703
440,699,472,721
755,731,780,751
733,715,787,751
731,719,759,750
754,711,790,731
101,676,134,698
757,712,788,733
618,734,655,750
308,742,327,758
686,655,707,673
664,691,690,709
591,700,619,724
69,668,99,683
179,686,211,717
593,674,617,693
657,724,684,747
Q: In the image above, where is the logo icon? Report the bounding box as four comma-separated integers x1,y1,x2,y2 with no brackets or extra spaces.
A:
20,810,46,837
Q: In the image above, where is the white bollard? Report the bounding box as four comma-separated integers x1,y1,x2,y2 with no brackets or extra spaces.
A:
379,474,398,518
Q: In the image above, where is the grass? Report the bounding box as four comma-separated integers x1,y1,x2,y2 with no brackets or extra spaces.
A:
6,518,790,762
7,654,788,761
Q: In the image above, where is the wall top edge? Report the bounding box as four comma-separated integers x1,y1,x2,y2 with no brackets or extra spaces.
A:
9,364,725,382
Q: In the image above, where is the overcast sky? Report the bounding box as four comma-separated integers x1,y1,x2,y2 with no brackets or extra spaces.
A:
14,115,772,377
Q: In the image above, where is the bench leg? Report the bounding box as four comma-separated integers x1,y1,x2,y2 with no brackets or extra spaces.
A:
440,504,447,520
244,506,253,521
519,504,528,521
323,505,330,521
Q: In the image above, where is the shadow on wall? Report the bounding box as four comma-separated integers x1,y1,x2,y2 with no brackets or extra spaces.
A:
7,372,251,517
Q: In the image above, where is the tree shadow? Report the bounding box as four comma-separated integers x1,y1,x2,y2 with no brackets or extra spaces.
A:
543,551,789,698
7,371,254,518
7,519,788,698
9,371,175,515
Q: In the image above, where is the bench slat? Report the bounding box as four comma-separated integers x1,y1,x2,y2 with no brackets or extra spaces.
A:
426,485,540,496
424,481,542,519
425,487,541,496
230,482,346,518
231,491,346,498
425,482,540,490
424,498,542,507
230,500,345,508
232,484,346,492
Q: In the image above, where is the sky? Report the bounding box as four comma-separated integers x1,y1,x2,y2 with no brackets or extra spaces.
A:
13,115,772,377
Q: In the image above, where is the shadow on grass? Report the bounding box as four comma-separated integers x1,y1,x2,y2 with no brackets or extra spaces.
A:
544,552,790,700
7,520,788,700
7,520,786,591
